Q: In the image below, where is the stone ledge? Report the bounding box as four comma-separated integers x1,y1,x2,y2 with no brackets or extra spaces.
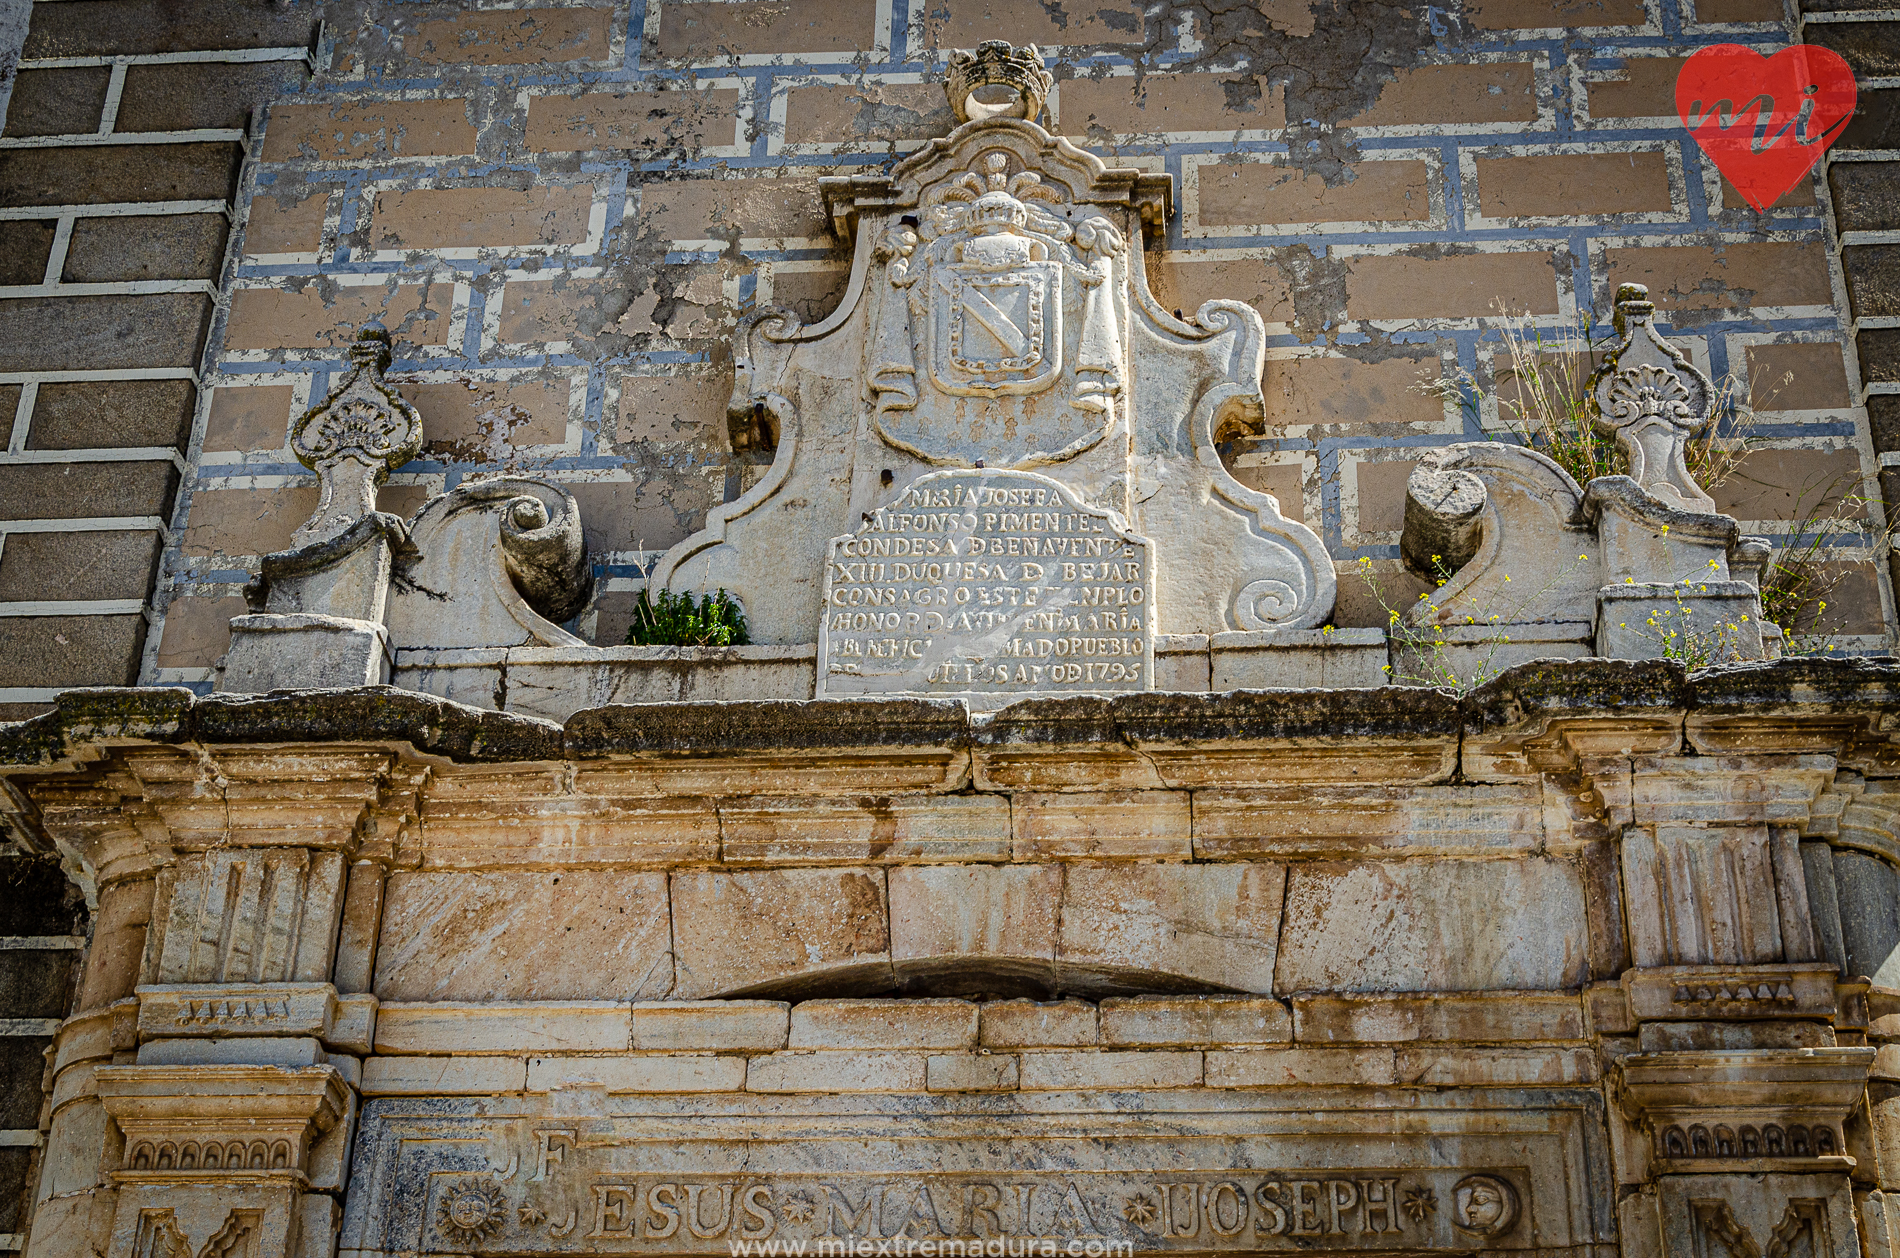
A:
10,657,1900,771
373,1001,631,1054
1289,991,1587,1044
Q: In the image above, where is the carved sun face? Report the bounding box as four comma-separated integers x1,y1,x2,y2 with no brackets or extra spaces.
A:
437,1179,508,1247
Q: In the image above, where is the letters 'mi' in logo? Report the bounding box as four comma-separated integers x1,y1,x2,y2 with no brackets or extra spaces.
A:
1675,43,1856,212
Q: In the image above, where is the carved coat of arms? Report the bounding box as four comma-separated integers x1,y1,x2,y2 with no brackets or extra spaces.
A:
866,152,1126,468
650,42,1337,656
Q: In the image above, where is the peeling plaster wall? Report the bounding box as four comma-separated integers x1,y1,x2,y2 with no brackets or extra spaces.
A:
67,0,1885,688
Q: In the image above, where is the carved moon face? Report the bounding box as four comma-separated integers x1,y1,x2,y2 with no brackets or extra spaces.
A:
1452,1175,1518,1237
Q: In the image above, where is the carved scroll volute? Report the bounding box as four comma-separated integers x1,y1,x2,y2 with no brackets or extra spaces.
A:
289,327,423,547
1589,283,1717,513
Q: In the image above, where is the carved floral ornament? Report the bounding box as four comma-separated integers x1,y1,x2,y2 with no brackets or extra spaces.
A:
286,326,424,547
1588,282,1718,512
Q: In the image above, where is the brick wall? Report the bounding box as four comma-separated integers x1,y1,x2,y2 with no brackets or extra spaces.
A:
0,0,315,719
0,0,1889,692
0,849,87,1258
1809,5,1900,625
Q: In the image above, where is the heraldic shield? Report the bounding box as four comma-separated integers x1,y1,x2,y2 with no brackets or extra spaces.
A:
933,251,1061,391
868,151,1124,468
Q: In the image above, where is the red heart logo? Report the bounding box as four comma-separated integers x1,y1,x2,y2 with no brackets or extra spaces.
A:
1675,43,1857,212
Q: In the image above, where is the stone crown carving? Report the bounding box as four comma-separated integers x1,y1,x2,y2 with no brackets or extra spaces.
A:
1588,282,1717,513
288,327,424,548
945,40,1055,124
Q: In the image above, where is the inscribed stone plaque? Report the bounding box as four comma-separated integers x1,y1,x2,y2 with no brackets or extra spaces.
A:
817,469,1154,706
344,1092,1604,1255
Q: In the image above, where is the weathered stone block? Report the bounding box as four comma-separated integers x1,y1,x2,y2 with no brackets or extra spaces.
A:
23,0,317,55
1204,1047,1397,1088
1349,63,1538,126
0,222,52,284
915,0,1143,48
1345,252,1560,320
1392,1046,1596,1086
1058,72,1285,136
1198,160,1431,226
410,8,613,64
31,379,196,451
374,1002,631,1054
0,530,160,602
526,1055,746,1093
721,795,1011,864
0,295,210,371
375,870,674,1001
360,1055,526,1095
616,372,731,444
155,596,246,669
638,174,829,243
1466,0,1642,25
979,999,1098,1048
373,185,593,251
656,1,876,56
745,1051,927,1093
1274,859,1589,993
0,616,147,687
1193,783,1543,859
0,142,241,207
1011,791,1191,859
3,67,109,137
889,864,1059,987
1602,243,1832,312
1099,996,1292,1047
1016,1050,1202,1090
1474,152,1672,218
526,90,742,153
788,999,978,1050
926,1053,1019,1092
244,192,328,256
1291,992,1586,1043
260,100,476,161
1057,862,1285,994
630,1001,788,1052
670,868,890,999
225,283,454,351
117,62,305,132
783,83,955,146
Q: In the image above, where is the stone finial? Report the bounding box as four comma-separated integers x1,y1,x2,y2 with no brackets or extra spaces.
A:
288,326,423,547
944,41,1054,124
1589,283,1717,513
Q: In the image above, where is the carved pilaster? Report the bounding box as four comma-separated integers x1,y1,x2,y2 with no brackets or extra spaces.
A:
97,1066,351,1258
1615,1049,1876,1257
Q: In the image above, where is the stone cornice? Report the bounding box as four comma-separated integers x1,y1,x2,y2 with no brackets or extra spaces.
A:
7,658,1900,778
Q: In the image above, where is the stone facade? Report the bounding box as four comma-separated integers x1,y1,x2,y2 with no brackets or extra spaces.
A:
7,665,1900,1257
8,5,1900,1258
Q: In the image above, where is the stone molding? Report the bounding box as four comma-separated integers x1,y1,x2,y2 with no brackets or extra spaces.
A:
1615,1047,1875,1172
97,1064,351,1180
